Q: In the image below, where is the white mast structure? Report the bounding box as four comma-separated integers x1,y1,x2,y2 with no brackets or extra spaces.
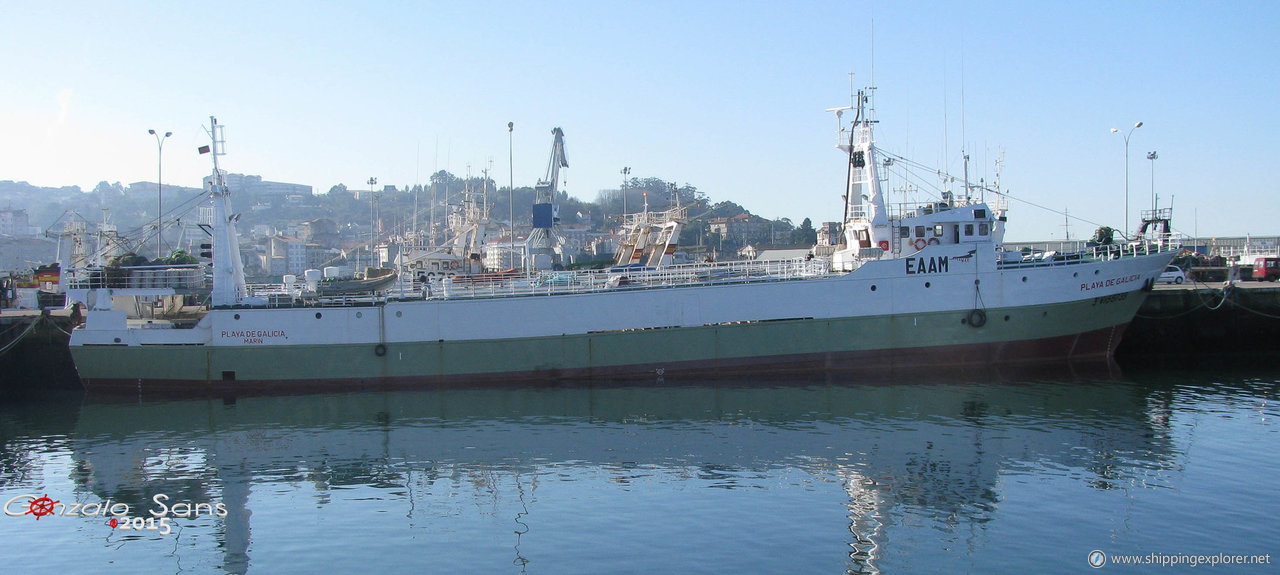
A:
831,89,891,270
205,116,248,307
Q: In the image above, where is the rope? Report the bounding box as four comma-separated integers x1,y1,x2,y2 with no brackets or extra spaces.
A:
49,318,76,338
0,315,42,356
1201,283,1234,311
0,319,30,340
1134,282,1227,320
1132,282,1280,320
1227,290,1280,320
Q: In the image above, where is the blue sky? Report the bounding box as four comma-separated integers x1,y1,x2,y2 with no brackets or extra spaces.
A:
2,0,1277,241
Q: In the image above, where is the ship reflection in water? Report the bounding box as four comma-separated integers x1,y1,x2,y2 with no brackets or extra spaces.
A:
2,362,1278,574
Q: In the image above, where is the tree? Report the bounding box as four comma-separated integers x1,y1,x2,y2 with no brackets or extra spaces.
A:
791,218,817,245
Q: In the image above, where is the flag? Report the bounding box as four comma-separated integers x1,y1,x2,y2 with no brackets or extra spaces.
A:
198,145,211,154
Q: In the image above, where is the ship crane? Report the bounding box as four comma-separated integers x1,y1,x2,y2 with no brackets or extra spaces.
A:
526,127,568,270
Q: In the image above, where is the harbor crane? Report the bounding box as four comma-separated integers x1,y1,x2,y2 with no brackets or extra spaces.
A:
526,127,568,270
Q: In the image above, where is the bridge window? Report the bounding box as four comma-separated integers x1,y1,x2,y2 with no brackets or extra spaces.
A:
915,226,926,238
964,224,974,236
979,223,990,236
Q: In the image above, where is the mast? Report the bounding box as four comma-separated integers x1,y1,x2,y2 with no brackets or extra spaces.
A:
838,90,890,251
206,116,247,306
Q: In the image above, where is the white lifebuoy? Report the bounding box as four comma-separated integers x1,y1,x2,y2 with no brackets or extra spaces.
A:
913,238,928,250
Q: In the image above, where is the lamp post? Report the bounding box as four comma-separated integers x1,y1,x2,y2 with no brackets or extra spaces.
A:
367,177,377,271
1147,151,1158,212
620,167,630,217
148,129,171,258
1110,121,1142,236
508,121,514,250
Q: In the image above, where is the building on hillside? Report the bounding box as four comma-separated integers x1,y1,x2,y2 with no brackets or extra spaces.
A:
0,208,33,236
268,235,330,275
223,174,313,197
817,222,843,246
299,218,341,249
708,213,770,245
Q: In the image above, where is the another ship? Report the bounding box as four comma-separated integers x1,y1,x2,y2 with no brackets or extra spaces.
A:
67,96,1179,393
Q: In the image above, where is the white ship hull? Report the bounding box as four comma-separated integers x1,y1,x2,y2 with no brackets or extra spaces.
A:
70,245,1171,393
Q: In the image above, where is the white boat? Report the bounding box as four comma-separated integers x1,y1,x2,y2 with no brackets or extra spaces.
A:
612,201,688,270
67,97,1179,394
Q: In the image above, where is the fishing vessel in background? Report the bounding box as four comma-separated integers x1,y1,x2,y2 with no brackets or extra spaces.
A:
67,91,1179,394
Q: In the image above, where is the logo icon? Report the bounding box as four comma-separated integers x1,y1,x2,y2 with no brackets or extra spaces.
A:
25,494,59,520
1088,549,1107,568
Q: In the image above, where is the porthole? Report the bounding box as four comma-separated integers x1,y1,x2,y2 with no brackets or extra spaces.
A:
871,285,877,292
396,311,403,318
356,311,363,319
1004,315,1010,321
974,279,980,285
315,312,322,319
1094,269,1100,275
1022,276,1028,282
234,313,241,320
1072,272,1078,278
925,282,931,288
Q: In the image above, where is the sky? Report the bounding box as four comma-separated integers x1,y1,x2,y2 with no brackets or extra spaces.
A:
2,0,1278,241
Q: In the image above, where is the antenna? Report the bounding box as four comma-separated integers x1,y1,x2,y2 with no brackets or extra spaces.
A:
942,57,949,186
960,34,966,170
414,140,420,241
870,18,875,91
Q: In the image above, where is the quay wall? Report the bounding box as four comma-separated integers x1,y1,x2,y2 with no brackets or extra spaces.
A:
1119,282,1280,355
0,311,80,397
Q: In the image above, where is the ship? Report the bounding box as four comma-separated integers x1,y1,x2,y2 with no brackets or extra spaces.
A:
67,95,1179,394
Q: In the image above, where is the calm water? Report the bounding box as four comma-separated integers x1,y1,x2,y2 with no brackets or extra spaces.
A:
2,359,1278,574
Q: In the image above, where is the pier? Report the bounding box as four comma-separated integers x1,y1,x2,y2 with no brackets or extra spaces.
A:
1120,281,1280,353
0,309,81,396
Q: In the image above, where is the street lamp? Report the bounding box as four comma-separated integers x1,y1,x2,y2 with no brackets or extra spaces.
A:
148,129,171,258
620,167,630,217
1147,151,1158,212
1110,121,1142,236
367,177,377,271
508,121,514,248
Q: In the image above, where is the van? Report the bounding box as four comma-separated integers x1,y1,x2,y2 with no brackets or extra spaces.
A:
1252,257,1280,281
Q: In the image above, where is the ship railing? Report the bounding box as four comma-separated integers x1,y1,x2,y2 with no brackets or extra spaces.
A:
436,258,831,300
65,264,210,291
997,233,1183,270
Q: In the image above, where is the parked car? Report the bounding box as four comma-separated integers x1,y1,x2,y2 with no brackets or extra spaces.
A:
1157,265,1187,284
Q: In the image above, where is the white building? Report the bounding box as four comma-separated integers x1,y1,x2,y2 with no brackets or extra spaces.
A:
0,208,33,236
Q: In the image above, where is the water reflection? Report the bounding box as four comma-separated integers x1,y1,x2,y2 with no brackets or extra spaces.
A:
3,365,1276,574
